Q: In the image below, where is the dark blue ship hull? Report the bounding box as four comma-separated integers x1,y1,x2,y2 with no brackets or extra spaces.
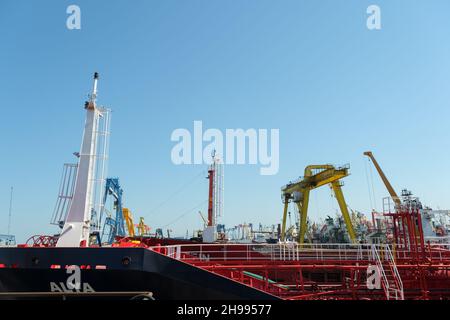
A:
0,247,278,300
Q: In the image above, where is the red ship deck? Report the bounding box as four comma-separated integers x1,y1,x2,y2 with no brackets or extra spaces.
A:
149,242,450,300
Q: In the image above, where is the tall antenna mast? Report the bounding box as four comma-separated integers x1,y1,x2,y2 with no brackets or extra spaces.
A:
7,186,13,235
212,151,224,222
91,72,98,102
203,150,224,242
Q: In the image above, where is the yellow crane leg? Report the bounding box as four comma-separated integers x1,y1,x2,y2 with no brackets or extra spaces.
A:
297,189,310,244
281,197,289,242
331,181,356,243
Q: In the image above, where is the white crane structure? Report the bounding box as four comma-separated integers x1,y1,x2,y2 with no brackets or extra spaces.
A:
56,73,110,247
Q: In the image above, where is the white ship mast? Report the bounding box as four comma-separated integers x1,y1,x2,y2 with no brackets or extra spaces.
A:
56,73,102,247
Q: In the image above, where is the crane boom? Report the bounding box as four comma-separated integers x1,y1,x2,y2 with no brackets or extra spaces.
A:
363,151,401,206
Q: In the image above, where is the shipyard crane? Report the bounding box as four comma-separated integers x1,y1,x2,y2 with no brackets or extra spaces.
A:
281,165,356,243
100,178,126,244
363,151,401,207
137,217,150,236
123,208,135,237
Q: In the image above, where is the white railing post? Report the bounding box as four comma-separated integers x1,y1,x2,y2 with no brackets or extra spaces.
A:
176,245,181,260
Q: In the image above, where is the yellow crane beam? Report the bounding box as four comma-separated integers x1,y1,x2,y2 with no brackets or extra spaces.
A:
281,165,356,243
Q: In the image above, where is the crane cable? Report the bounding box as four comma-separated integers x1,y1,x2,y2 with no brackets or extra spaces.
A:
364,157,377,211
314,189,320,219
146,170,206,217
329,186,336,215
7,186,13,235
369,159,377,211
160,200,208,228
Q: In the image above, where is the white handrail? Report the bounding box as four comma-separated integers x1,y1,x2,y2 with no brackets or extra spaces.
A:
371,245,390,299
152,243,386,262
151,242,450,265
385,245,404,300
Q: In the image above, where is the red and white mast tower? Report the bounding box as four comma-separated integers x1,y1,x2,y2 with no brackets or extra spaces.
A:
203,151,224,242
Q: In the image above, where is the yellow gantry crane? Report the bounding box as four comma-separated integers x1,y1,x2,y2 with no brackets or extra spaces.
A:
363,151,401,207
122,208,135,237
281,165,356,243
136,217,150,236
123,208,150,237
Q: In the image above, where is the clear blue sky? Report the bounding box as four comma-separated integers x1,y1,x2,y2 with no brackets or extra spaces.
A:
1,0,450,242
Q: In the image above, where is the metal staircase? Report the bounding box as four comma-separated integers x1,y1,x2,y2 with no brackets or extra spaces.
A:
371,245,404,300
383,245,404,300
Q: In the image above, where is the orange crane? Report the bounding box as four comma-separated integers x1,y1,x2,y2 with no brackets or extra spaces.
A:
363,151,401,207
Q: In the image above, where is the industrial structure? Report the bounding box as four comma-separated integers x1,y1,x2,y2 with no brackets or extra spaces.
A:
364,151,401,207
203,151,224,243
100,178,126,244
0,73,449,300
56,72,110,247
280,165,356,243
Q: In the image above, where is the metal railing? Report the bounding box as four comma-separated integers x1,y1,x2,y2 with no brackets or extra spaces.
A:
152,243,391,263
384,245,404,300
426,236,450,245
371,245,390,299
151,242,450,264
